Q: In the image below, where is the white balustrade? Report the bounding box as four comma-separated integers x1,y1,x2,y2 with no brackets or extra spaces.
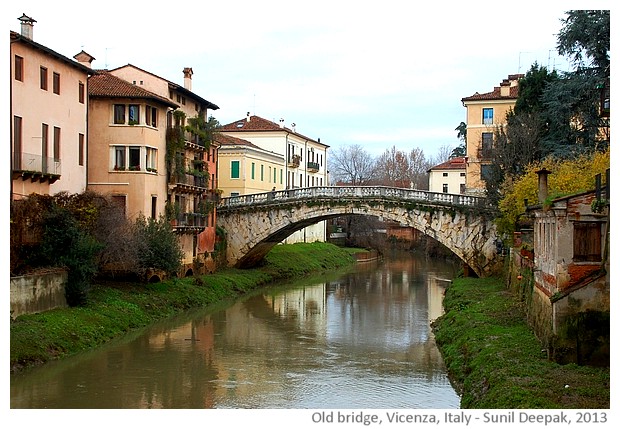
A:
219,186,489,209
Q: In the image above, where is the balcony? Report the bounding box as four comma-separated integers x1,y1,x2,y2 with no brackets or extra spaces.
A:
12,152,61,184
288,154,300,168
168,172,208,194
477,147,493,161
171,212,208,234
307,161,320,172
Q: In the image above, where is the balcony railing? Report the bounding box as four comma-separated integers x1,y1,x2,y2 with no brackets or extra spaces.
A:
307,161,320,172
12,151,61,183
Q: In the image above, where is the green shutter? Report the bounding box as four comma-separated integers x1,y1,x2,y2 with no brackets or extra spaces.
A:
231,160,240,179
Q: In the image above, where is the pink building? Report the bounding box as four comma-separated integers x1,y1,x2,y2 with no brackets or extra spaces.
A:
10,14,94,199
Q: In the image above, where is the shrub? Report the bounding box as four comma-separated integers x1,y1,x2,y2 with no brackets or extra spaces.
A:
133,215,183,276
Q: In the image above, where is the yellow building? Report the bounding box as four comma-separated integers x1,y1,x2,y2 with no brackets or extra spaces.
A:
10,14,94,199
461,74,523,195
216,133,285,196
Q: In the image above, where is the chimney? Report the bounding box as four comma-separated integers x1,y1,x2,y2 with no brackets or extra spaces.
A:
279,118,285,128
536,168,552,203
246,112,251,122
74,50,96,69
183,67,193,91
18,13,36,40
500,78,510,97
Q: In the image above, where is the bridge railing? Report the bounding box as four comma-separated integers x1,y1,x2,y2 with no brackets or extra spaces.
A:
219,186,489,209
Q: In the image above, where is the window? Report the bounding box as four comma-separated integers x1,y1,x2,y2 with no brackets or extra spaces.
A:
78,133,84,166
129,147,140,169
261,165,264,181
460,183,466,194
480,132,493,159
151,196,157,219
114,146,126,169
460,172,466,177
231,160,240,179
53,72,60,94
251,162,255,180
79,82,85,104
573,222,602,262
442,172,448,177
128,104,140,124
41,124,49,173
146,147,157,171
53,127,61,161
481,165,492,181
482,108,493,125
114,105,126,124
40,67,48,90
145,105,157,127
14,55,24,81
443,184,448,193
13,116,23,169
111,195,126,216
273,167,277,183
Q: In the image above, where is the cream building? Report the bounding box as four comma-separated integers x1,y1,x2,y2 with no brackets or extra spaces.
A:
218,114,330,243
10,15,94,199
427,157,466,194
461,74,523,195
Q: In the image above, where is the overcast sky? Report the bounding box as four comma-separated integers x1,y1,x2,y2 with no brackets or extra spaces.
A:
6,0,613,160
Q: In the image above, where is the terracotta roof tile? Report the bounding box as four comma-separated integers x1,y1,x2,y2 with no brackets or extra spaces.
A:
88,71,178,108
214,133,260,149
219,115,328,147
428,157,467,171
108,64,219,110
461,74,523,102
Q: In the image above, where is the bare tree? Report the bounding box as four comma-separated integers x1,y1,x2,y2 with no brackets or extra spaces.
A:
374,146,413,187
408,147,430,189
329,144,376,185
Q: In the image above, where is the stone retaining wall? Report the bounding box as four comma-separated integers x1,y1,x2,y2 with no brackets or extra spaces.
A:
10,269,68,319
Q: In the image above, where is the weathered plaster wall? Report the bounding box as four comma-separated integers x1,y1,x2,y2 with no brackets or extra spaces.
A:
10,270,68,319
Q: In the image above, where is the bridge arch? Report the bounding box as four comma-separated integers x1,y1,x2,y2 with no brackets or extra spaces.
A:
217,187,501,277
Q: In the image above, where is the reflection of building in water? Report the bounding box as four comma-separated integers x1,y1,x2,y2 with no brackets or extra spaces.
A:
266,284,327,331
426,275,450,322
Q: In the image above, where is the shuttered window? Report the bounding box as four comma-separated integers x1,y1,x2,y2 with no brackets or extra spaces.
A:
231,160,240,179
573,222,602,262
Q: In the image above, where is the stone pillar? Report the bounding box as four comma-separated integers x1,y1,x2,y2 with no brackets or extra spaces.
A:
536,168,552,203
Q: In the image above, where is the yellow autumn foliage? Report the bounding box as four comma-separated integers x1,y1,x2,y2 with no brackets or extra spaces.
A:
498,148,610,234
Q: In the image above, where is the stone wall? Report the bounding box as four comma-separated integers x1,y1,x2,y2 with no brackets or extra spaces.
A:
10,269,68,319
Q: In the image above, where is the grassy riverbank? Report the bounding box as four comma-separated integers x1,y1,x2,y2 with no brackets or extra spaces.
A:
10,242,359,373
432,276,610,409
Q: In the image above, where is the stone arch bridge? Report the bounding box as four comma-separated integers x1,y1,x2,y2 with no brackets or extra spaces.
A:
217,186,501,277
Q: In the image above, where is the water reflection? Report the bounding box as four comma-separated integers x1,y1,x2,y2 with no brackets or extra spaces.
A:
11,252,460,409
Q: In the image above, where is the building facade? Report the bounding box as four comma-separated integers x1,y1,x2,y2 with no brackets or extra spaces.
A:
87,71,177,219
216,133,285,196
10,15,94,200
219,114,330,243
427,157,466,194
461,74,523,195
106,64,221,274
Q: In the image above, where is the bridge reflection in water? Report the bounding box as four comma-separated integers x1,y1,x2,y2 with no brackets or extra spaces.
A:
10,252,460,409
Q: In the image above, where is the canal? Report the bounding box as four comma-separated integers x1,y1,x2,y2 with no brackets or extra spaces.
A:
11,251,460,409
